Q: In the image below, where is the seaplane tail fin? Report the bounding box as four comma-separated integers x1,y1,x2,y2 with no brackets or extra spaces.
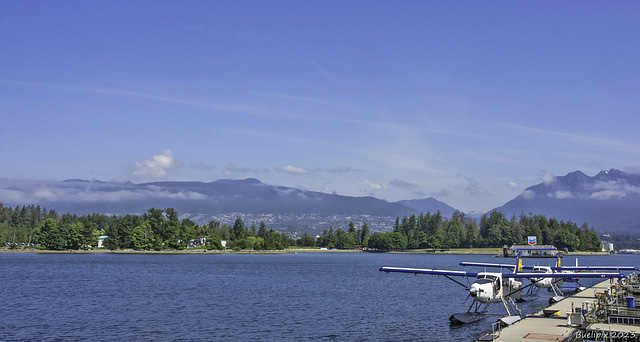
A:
515,251,523,274
556,254,561,268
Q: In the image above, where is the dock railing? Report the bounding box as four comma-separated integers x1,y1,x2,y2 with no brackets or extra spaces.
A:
490,321,501,340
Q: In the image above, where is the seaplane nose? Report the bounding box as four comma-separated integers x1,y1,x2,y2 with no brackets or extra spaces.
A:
469,285,482,297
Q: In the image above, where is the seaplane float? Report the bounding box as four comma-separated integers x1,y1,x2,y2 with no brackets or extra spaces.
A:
380,253,632,326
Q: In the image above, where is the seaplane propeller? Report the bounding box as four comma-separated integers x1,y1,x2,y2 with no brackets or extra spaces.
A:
463,291,472,304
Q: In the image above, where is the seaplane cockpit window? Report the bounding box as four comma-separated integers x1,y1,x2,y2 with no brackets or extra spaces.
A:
476,274,498,282
533,267,548,273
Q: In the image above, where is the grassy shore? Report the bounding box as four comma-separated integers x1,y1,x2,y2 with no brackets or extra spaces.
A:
0,247,358,254
0,246,609,256
389,248,502,254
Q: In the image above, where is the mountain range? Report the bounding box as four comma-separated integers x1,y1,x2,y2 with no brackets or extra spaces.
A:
1,168,638,234
496,169,640,233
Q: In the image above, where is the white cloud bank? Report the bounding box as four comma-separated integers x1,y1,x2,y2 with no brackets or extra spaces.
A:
131,150,176,179
520,178,640,200
0,179,207,204
589,180,640,200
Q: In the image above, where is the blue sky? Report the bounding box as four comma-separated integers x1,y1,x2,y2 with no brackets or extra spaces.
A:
1,1,639,213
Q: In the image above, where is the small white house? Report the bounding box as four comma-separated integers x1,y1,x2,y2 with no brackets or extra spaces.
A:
221,240,227,248
98,235,108,248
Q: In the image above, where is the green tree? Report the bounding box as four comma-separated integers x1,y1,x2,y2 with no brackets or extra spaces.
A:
360,223,370,248
348,221,356,234
163,208,180,249
257,221,267,239
264,230,283,250
66,222,84,250
298,233,315,247
180,219,197,249
589,230,602,252
445,219,462,249
280,232,290,249
553,230,580,251
232,217,245,240
234,238,253,250
368,232,390,250
143,208,165,249
389,231,407,250
253,237,265,250
131,222,153,250
426,231,442,250
205,233,223,250
39,218,65,250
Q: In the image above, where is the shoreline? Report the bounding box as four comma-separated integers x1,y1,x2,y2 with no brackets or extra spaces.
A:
0,247,359,254
0,247,610,256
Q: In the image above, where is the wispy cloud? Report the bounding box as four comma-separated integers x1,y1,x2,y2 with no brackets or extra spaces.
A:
2,80,271,119
263,91,342,107
430,188,452,198
323,166,362,173
457,174,492,197
363,126,439,173
218,127,357,154
223,163,270,176
539,170,555,185
503,123,640,153
554,190,574,199
389,178,427,198
363,180,388,191
522,190,535,199
310,59,340,81
276,165,312,175
5,80,208,107
190,161,216,171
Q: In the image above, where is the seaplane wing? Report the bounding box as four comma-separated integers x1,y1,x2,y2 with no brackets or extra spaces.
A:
551,266,639,271
379,267,478,278
502,272,626,279
459,261,533,270
461,253,638,273
459,262,637,273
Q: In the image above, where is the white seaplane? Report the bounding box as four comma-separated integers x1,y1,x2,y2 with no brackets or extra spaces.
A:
379,255,627,325
460,254,639,303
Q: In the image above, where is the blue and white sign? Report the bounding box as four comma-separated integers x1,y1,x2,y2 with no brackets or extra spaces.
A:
528,236,537,245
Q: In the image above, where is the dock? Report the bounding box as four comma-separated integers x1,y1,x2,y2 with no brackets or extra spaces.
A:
477,276,640,341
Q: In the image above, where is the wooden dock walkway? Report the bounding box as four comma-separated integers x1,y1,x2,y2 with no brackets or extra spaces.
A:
477,279,629,341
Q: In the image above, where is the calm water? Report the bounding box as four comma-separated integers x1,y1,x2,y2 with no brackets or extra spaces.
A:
1,252,638,341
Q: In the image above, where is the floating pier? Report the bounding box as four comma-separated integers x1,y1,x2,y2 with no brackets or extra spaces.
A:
477,275,640,341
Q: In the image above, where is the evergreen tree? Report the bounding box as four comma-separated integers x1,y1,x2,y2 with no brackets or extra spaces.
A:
232,217,245,240
360,223,370,248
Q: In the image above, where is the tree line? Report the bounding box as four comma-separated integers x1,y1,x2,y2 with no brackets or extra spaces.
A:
1,203,602,252
313,221,371,249
0,204,297,251
367,210,602,252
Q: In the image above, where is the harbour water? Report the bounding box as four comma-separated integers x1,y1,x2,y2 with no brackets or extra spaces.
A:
1,252,638,341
